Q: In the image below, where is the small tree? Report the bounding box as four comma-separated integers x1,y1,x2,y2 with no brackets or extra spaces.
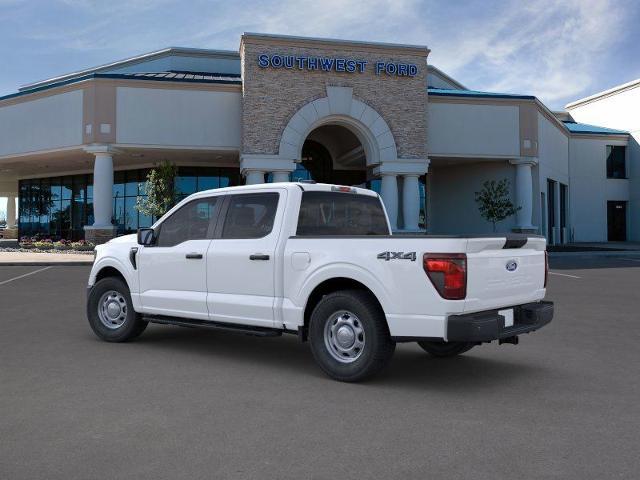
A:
136,161,178,218
474,179,520,232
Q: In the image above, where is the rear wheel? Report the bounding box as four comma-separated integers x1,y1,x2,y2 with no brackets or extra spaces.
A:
308,289,395,382
87,277,147,342
417,340,475,357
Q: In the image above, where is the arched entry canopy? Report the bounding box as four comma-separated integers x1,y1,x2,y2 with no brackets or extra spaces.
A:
240,86,429,231
278,86,397,165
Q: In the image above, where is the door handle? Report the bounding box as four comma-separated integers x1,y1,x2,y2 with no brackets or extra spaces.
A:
185,253,203,259
249,254,270,261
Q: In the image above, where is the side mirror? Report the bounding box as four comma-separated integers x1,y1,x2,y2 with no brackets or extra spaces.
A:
137,228,156,246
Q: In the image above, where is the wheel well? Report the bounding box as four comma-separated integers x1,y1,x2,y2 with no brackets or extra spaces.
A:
95,266,127,286
303,277,385,332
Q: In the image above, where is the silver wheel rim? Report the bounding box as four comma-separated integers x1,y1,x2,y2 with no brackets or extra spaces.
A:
324,310,366,363
97,290,128,330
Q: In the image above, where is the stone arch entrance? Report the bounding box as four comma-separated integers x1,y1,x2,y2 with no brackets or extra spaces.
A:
278,86,398,166
240,86,429,231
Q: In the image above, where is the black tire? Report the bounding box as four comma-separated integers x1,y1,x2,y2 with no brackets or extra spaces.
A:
308,289,395,382
87,276,147,342
417,340,475,358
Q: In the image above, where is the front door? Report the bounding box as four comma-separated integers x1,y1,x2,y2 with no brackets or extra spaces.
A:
138,196,220,319
607,201,627,241
206,191,283,328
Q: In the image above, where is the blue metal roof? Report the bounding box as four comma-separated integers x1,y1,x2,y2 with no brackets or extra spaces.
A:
562,121,628,135
0,71,242,102
428,87,535,100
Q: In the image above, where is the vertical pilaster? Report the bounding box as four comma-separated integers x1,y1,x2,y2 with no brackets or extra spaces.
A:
380,174,399,230
510,158,538,232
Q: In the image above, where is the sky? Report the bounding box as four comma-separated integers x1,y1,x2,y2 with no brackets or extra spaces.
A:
1,0,640,215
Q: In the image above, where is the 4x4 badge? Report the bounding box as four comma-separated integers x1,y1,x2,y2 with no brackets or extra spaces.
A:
377,251,417,262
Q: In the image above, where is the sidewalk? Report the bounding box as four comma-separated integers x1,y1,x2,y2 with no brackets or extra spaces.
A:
0,251,94,266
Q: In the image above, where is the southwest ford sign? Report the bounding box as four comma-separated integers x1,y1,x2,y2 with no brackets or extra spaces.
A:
257,54,418,77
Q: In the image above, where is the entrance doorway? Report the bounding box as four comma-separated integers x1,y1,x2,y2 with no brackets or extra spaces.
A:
299,124,368,186
607,201,627,241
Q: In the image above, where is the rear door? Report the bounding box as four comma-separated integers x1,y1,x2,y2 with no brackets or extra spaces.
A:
206,191,284,328
464,236,547,313
138,196,220,320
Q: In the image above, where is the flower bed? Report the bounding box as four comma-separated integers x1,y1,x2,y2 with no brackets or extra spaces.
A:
13,236,96,254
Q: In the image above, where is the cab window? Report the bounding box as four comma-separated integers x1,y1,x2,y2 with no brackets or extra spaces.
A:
221,193,279,239
156,197,219,247
296,191,389,236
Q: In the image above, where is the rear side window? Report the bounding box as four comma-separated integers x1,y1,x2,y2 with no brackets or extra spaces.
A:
221,193,279,239
296,191,389,236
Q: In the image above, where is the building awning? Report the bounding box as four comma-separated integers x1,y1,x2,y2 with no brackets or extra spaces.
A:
427,87,535,100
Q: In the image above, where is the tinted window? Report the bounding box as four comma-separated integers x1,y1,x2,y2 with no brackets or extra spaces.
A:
156,197,219,247
296,191,389,236
606,145,626,179
222,193,279,239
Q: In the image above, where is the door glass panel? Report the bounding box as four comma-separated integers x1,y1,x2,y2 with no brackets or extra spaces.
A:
156,197,219,247
221,193,279,239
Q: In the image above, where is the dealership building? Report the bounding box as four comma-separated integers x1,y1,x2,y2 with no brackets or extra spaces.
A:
0,33,637,243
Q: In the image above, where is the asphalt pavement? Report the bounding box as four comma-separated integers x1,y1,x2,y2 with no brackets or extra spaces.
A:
1,257,639,479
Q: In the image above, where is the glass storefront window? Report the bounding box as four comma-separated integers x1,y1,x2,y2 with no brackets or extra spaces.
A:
18,166,240,240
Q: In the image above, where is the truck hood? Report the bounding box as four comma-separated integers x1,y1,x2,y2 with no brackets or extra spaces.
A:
107,233,137,245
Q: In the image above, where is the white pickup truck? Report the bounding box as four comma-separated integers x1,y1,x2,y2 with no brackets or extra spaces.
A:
87,182,553,381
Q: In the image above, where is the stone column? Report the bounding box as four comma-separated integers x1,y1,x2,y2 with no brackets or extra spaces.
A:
380,174,398,230
244,170,265,185
271,171,290,183
402,174,421,231
84,145,117,244
6,195,16,229
510,158,537,232
240,154,295,186
374,159,429,232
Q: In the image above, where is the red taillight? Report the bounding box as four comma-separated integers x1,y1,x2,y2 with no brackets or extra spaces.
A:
544,250,549,287
423,253,467,300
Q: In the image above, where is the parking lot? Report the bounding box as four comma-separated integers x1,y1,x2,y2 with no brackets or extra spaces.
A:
1,255,639,479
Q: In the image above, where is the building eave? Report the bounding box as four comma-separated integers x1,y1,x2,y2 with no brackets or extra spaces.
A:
1,73,242,105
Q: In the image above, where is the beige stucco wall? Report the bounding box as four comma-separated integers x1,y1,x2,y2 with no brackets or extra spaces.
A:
115,86,242,148
427,101,520,157
0,90,83,157
240,36,428,160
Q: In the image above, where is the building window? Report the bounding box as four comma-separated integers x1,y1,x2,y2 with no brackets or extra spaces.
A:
606,145,626,179
18,166,240,241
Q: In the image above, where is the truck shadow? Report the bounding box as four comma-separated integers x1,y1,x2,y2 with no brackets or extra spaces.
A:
133,325,547,391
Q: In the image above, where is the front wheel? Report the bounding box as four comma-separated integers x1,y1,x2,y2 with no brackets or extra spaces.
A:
417,340,475,357
87,277,147,342
308,289,395,382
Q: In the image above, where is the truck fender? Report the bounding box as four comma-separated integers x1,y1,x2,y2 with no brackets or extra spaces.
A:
295,262,395,318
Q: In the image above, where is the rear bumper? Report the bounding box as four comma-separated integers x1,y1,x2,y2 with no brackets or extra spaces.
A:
446,301,554,342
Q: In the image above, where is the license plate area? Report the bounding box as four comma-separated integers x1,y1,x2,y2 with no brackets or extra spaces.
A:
499,308,514,327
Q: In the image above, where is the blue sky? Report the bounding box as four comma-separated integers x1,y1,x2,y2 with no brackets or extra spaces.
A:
1,0,639,108
1,0,640,216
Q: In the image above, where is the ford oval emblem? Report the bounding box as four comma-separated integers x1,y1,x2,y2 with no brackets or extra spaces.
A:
506,260,518,272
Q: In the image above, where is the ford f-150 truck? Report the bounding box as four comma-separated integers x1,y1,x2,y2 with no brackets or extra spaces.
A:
87,182,553,381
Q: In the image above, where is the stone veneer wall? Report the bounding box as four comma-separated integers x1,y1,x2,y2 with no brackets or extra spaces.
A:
241,37,428,160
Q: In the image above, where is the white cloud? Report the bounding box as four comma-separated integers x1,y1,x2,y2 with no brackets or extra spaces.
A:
426,0,631,107
2,0,635,108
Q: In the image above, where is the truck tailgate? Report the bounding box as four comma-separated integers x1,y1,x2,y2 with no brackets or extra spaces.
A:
464,236,546,313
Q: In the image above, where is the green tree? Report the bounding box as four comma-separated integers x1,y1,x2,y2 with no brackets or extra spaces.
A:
136,161,178,218
474,179,520,232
